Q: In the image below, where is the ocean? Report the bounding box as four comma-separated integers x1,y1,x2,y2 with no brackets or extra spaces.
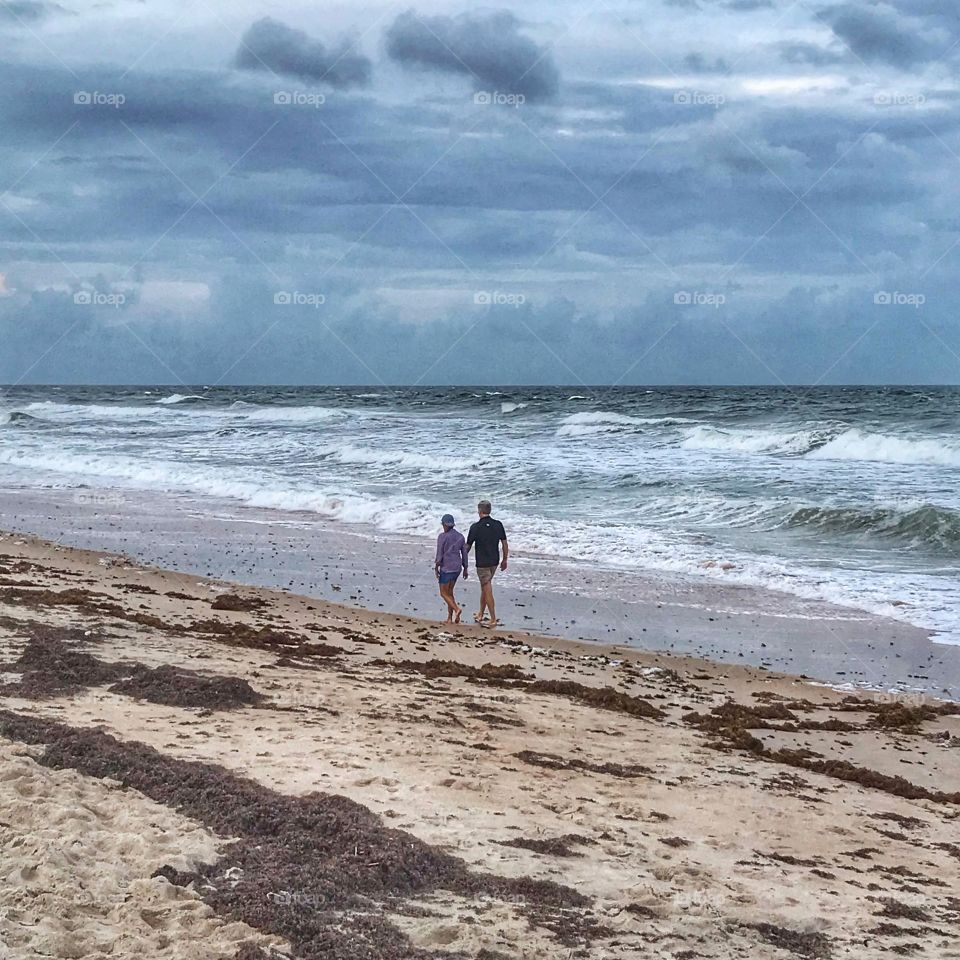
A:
1,385,958,645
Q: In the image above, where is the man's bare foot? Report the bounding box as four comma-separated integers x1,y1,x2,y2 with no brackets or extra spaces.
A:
473,613,485,624
454,605,462,624
481,618,499,629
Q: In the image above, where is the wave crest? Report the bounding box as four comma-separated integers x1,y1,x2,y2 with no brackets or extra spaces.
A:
681,425,831,455
785,502,960,548
156,393,206,405
807,429,960,468
558,411,695,437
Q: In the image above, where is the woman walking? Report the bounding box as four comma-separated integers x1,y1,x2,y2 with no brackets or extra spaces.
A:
435,513,468,623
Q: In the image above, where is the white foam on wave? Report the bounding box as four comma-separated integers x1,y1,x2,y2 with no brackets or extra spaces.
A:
233,405,343,423
156,394,206,405
0,445,453,540
558,411,695,437
324,444,474,472
681,425,825,456
501,401,528,414
807,428,960,468
23,401,160,420
20,399,349,426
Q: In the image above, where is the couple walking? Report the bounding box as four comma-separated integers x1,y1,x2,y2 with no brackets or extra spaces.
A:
434,499,509,627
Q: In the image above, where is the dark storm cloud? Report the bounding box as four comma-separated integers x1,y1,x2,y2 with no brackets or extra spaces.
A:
0,1,65,22
384,9,559,100
779,41,847,65
819,4,941,68
3,0,960,384
683,53,731,74
234,17,372,88
724,0,773,9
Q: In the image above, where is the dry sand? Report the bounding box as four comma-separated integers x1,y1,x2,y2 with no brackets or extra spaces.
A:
0,530,958,960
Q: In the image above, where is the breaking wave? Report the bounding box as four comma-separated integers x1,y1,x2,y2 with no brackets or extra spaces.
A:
807,429,960,468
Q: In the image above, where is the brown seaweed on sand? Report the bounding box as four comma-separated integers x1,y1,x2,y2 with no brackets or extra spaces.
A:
210,593,268,612
495,834,596,858
743,922,832,958
0,626,265,710
372,659,531,681
684,700,960,805
371,659,664,720
0,710,601,959
514,749,654,779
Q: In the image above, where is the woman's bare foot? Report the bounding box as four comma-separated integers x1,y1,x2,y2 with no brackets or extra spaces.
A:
473,613,485,624
481,618,499,629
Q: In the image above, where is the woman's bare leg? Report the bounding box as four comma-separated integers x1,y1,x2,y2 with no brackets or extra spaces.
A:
439,582,456,621
450,585,463,623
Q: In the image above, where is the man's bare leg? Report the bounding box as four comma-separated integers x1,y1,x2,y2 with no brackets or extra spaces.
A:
475,579,487,623
481,582,497,628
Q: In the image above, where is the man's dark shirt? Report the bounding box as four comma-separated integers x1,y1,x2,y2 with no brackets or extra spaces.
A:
467,516,507,568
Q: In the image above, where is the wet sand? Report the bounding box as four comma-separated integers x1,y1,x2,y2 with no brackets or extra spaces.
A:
0,531,959,959
1,484,956,698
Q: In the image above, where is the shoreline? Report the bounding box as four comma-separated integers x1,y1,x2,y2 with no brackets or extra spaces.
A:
0,483,956,698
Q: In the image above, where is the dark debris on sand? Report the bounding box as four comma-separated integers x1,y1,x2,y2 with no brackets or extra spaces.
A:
0,626,265,711
495,834,596,858
371,659,531,682
0,710,601,960
377,659,664,721
743,922,832,958
514,749,654,779
0,624,129,698
0,585,170,633
517,679,664,720
108,664,265,710
210,593,269,612
683,700,960,805
188,619,345,663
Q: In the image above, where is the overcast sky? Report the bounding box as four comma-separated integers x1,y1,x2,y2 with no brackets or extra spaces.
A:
1,0,959,385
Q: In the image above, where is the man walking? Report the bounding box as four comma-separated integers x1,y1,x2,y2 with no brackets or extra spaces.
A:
467,500,508,628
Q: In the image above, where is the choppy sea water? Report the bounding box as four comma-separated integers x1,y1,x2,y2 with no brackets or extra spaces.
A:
1,385,958,644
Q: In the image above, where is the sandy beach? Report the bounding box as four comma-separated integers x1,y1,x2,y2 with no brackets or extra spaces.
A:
0,529,958,959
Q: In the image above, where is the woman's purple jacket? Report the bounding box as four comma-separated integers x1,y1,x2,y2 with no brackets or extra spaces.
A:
436,528,468,574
